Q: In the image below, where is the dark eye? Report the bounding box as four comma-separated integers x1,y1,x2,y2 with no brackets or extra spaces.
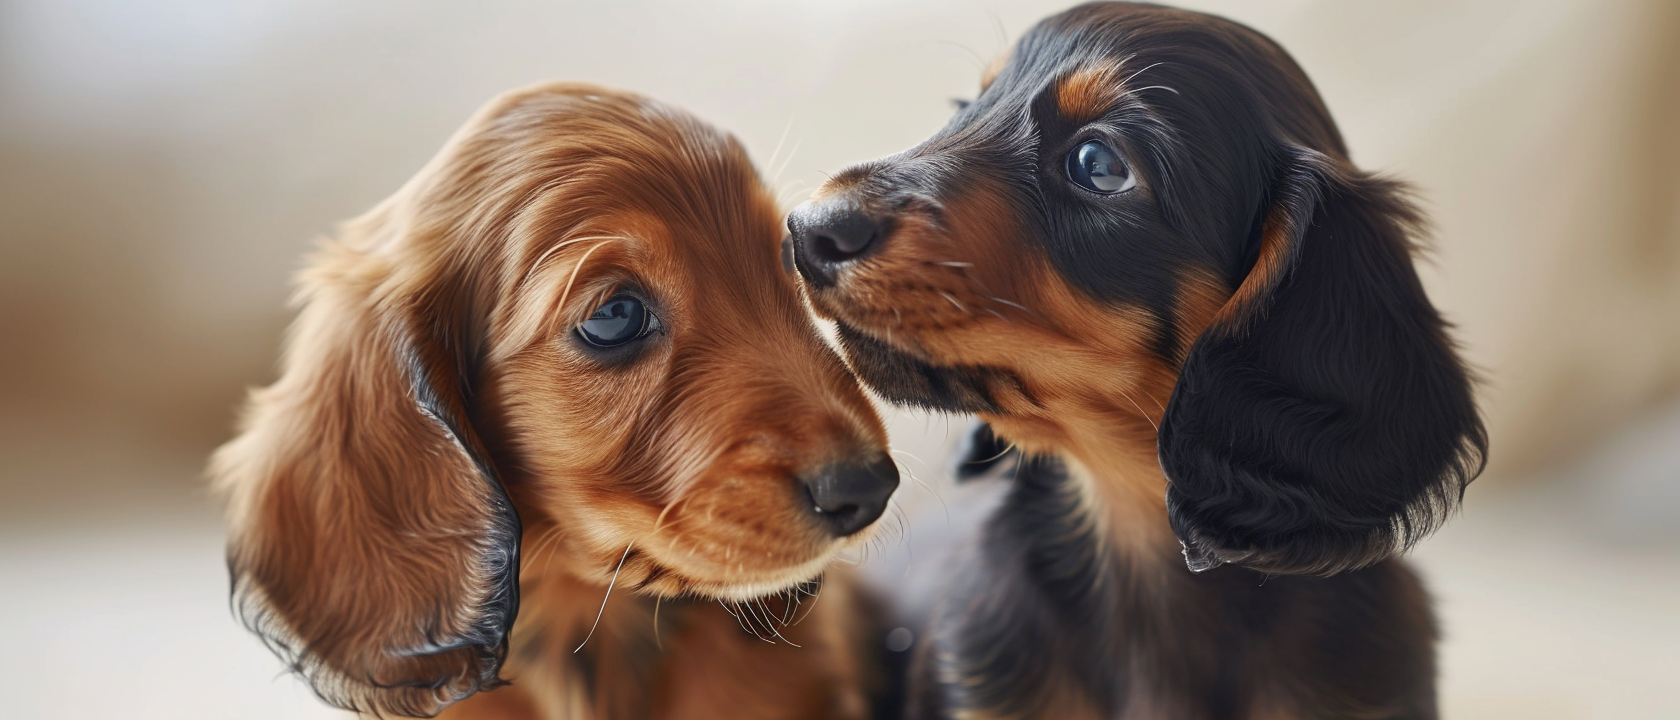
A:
577,294,658,348
1066,139,1136,194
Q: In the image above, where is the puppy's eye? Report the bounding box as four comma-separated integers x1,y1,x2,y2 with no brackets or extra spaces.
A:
577,294,658,348
1066,140,1136,194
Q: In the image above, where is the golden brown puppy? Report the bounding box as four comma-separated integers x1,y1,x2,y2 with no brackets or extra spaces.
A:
787,3,1486,718
212,83,899,719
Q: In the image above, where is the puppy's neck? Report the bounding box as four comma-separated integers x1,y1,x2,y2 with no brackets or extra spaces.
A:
499,571,666,719
985,369,1181,561
478,567,868,720
1065,432,1179,560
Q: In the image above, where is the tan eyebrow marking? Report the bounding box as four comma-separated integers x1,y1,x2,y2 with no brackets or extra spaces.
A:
1055,60,1128,123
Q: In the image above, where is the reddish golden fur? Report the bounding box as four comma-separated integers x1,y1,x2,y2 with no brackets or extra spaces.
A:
213,83,887,718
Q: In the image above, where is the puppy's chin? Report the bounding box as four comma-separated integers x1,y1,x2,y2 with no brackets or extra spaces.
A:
684,565,830,604
831,320,1019,415
642,546,841,603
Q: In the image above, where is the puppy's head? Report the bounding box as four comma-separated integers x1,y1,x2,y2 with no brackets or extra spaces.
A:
789,3,1484,576
213,84,893,716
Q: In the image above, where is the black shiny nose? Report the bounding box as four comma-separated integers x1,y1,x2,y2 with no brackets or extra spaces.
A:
799,454,900,537
786,200,884,287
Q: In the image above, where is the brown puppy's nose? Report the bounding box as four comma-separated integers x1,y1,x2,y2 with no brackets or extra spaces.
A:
799,454,899,537
787,199,884,287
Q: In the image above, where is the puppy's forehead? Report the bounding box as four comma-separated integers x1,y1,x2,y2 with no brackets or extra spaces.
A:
956,36,1154,129
512,93,777,264
492,88,784,311
986,4,1339,151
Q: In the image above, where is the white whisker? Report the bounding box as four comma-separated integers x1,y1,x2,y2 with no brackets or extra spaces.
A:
889,447,928,469
1116,388,1160,433
651,496,685,535
1120,84,1180,100
937,39,987,71
719,600,758,641
894,456,948,521
531,525,568,578
1141,388,1167,415
742,601,778,644
778,591,798,626
756,598,801,646
777,182,811,209
766,115,796,179
519,234,628,295
574,542,635,653
556,240,620,319
984,295,1033,314
653,595,664,650
788,583,820,626
1117,60,1167,89
770,139,803,188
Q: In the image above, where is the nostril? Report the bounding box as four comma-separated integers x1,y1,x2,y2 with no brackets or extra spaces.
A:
809,232,845,264
810,222,877,261
799,454,901,537
806,489,862,524
788,201,885,283
804,482,861,520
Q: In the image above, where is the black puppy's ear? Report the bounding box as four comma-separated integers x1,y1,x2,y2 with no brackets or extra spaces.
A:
1158,145,1485,576
954,422,1017,482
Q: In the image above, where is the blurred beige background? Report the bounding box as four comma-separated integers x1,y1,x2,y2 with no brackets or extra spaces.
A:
1,0,1677,718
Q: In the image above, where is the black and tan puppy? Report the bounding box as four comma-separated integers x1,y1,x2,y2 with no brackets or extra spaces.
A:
787,3,1486,719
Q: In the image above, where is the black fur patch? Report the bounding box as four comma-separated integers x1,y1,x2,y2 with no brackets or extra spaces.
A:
1158,149,1485,576
832,321,1020,414
953,422,1018,481
918,457,1441,720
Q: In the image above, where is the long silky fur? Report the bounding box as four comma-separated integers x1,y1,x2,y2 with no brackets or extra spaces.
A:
786,3,1488,718
1160,148,1487,576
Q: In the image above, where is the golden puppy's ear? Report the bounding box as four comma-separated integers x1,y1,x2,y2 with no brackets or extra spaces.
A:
1158,146,1486,577
213,236,518,717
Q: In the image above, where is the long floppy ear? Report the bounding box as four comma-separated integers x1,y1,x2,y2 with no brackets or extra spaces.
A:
1158,145,1486,577
212,240,519,717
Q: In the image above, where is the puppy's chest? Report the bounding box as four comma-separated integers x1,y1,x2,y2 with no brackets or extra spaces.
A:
483,596,669,720
484,595,867,720
930,456,1253,720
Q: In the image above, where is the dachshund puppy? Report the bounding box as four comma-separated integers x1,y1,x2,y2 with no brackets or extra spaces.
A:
787,4,1486,719
212,83,899,719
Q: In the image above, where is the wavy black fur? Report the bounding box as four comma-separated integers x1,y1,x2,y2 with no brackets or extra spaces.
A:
911,456,1442,719
795,2,1487,718
1159,148,1486,576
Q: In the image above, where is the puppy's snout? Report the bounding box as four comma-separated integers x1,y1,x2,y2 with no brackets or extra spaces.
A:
798,454,899,537
787,199,884,287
